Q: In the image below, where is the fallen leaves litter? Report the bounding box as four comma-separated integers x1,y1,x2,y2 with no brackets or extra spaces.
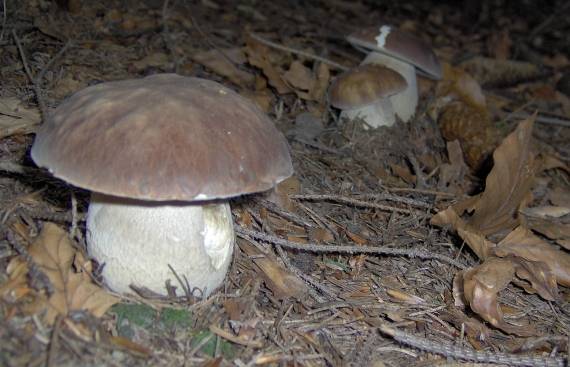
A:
431,115,570,333
458,257,536,336
237,239,309,300
4,223,119,325
192,48,255,87
0,97,41,139
495,226,570,287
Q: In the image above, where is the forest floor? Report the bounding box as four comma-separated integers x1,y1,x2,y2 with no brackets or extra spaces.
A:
1,0,570,366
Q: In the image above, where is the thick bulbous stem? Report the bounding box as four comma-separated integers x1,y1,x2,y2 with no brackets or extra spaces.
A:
86,193,234,298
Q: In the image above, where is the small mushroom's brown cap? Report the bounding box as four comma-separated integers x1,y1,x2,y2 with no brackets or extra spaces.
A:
328,64,407,110
31,74,293,201
347,25,442,80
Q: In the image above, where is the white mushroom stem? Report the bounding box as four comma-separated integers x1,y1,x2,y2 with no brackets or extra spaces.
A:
340,98,396,129
86,193,234,297
362,52,418,123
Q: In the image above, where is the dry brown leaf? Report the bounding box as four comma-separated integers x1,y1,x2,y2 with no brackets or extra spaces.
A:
494,226,570,287
438,140,470,194
244,89,273,113
438,63,487,110
548,187,570,207
131,52,169,72
457,227,496,259
390,163,415,184
345,229,367,245
467,115,536,235
309,227,334,242
386,288,425,305
487,29,512,61
238,239,308,300
265,175,301,212
192,48,255,87
245,37,291,94
0,97,41,139
460,257,536,336
309,63,330,102
28,223,119,324
283,60,314,92
108,335,152,357
441,305,491,348
521,206,570,242
509,256,558,301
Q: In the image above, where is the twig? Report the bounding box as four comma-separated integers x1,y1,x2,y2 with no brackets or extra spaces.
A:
273,244,334,302
12,30,72,119
0,0,7,42
291,194,422,215
248,32,349,71
235,226,467,269
507,110,570,128
255,197,315,228
161,0,180,73
47,315,63,367
379,324,566,367
188,14,241,71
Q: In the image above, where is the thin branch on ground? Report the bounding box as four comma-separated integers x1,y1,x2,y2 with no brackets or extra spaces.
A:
379,324,566,367
12,30,72,119
0,0,7,42
236,226,467,269
248,32,350,71
291,193,425,215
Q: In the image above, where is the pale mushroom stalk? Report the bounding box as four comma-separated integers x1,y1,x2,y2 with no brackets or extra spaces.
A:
340,98,396,129
362,52,418,123
87,194,233,297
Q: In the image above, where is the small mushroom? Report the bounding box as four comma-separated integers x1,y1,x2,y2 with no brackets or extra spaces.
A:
328,64,407,128
31,74,293,298
347,25,442,122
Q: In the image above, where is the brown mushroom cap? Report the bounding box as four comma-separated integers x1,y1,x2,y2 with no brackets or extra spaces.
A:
31,74,293,201
328,64,407,110
347,25,442,80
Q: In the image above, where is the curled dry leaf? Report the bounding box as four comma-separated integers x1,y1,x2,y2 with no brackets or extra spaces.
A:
192,48,255,87
309,63,330,102
460,257,536,336
521,206,570,243
284,61,314,92
245,36,291,94
437,63,487,110
237,239,309,300
433,115,537,239
438,140,470,195
386,288,425,305
28,223,119,324
495,226,570,287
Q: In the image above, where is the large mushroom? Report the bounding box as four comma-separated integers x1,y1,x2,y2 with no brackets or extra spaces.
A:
328,64,407,128
31,74,293,297
347,25,442,122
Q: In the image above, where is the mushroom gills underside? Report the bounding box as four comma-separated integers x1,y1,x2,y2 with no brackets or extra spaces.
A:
86,193,234,297
362,52,418,123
